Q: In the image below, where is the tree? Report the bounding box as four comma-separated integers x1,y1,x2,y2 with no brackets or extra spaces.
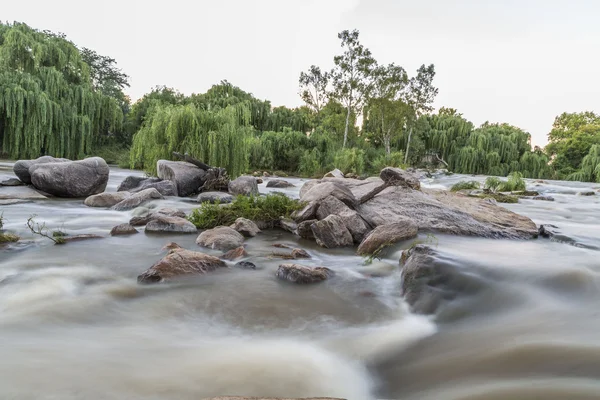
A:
403,64,438,163
81,47,129,100
363,63,408,155
330,29,376,148
0,22,123,159
299,65,329,113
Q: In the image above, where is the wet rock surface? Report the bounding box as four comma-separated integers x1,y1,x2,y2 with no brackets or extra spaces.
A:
276,264,333,284
29,157,109,198
196,226,245,251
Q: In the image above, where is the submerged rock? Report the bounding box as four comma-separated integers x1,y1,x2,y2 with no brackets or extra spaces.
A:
291,248,311,259
0,178,24,186
145,215,197,234
266,179,295,188
153,207,187,219
85,191,131,207
276,264,333,284
228,176,259,196
110,223,139,236
157,160,206,197
13,156,69,184
311,215,354,248
197,191,234,204
61,234,104,243
234,261,256,269
221,246,248,260
230,217,261,237
137,243,226,283
196,226,245,251
578,191,595,196
111,188,164,211
357,220,419,256
29,157,109,197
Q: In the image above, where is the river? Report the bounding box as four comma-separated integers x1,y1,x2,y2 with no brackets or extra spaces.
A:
1,162,600,400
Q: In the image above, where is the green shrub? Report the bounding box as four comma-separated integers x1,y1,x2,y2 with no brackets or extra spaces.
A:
0,233,19,243
484,176,502,192
333,148,365,175
188,194,304,229
371,151,406,172
499,172,526,192
93,143,132,169
450,180,480,192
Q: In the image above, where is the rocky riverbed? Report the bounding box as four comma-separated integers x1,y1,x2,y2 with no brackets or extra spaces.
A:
2,159,600,400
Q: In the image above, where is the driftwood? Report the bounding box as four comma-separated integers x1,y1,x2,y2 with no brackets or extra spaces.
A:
172,152,211,171
200,167,230,192
435,153,449,168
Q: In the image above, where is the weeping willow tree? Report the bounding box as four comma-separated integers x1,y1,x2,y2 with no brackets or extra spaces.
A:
568,145,600,182
0,22,123,159
421,109,552,178
130,102,252,177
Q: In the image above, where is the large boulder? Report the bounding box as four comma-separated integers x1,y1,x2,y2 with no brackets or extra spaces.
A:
380,167,421,190
84,191,131,207
157,160,206,197
196,226,245,251
117,176,152,192
29,157,109,197
137,244,226,284
357,219,418,255
266,179,295,188
230,217,261,237
297,219,317,240
316,196,370,243
197,191,234,204
310,215,354,248
123,177,177,197
145,215,197,234
111,188,163,211
276,264,333,284
301,181,357,208
13,156,69,184
228,176,259,196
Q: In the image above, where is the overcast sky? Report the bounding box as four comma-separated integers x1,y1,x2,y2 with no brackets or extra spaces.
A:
4,0,599,146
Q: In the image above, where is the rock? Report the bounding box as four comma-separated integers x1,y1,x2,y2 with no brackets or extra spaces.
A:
311,215,354,248
276,264,333,284
130,215,152,226
221,246,248,260
110,223,138,236
137,244,226,283
157,160,206,197
0,185,48,200
29,157,109,197
197,191,234,204
145,215,197,234
230,217,261,237
196,226,244,251
279,218,297,234
316,196,370,243
61,234,104,243
266,179,295,188
345,173,360,180
111,188,164,211
203,398,344,400
291,248,311,259
263,171,271,177
301,182,357,208
228,176,259,196
578,191,595,196
292,201,319,223
324,168,345,179
297,220,317,240
234,261,257,269
13,156,69,184
357,220,419,255
256,178,264,184
254,220,277,230
84,191,131,207
0,199,31,205
131,179,177,197
380,167,421,190
401,245,484,315
0,178,24,186
153,207,186,219
117,176,149,192
532,195,555,201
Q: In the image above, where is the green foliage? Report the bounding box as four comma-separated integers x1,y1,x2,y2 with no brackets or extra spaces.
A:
500,172,526,192
0,22,124,159
450,180,480,192
484,176,502,192
0,232,19,243
371,151,406,171
26,215,66,244
333,148,365,175
93,141,131,168
476,193,519,203
188,194,304,229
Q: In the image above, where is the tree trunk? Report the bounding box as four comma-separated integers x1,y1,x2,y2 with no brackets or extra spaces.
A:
343,105,351,148
435,153,449,168
384,134,391,156
404,126,413,164
172,152,211,171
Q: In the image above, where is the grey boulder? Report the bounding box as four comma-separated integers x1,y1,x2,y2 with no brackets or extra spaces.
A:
145,215,197,234
13,156,69,184
197,191,234,204
157,160,206,197
111,188,163,211
85,191,131,207
311,215,354,248
196,226,245,251
110,223,139,236
276,264,333,284
357,219,418,256
266,179,295,188
29,157,109,198
228,176,259,196
230,217,261,237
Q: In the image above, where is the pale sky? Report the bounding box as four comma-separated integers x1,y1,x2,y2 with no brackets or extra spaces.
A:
3,0,599,146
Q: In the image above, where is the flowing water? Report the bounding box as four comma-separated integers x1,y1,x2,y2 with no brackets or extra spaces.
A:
1,162,600,400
